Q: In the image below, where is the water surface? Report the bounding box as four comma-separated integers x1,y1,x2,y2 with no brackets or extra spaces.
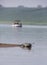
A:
0,25,47,65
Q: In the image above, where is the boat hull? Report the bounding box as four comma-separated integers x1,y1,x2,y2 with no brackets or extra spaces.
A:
12,24,22,27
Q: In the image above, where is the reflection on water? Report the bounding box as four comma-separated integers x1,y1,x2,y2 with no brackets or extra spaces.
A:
0,25,47,65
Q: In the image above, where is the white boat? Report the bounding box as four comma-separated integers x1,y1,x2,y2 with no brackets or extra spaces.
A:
12,24,22,27
12,20,22,27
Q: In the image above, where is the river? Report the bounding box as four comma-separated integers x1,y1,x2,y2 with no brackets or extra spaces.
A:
0,24,47,65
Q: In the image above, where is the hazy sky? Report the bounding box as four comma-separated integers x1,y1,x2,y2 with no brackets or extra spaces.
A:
0,0,47,7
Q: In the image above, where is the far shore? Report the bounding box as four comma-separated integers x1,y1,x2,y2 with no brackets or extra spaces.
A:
0,21,47,25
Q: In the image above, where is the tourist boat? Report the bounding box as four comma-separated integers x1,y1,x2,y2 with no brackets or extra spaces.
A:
12,20,22,27
12,22,22,27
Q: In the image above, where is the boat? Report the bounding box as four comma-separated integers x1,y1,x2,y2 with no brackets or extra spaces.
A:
0,43,32,50
12,22,22,27
12,20,22,27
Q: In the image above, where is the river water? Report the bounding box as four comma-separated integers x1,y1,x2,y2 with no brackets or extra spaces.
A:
0,24,47,65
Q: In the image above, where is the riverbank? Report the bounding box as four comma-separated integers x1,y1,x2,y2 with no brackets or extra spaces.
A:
0,21,47,25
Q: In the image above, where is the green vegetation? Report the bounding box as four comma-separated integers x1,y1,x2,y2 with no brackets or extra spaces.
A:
0,7,47,25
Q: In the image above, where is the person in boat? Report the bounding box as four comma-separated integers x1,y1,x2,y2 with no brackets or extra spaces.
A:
14,22,19,24
14,22,22,27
